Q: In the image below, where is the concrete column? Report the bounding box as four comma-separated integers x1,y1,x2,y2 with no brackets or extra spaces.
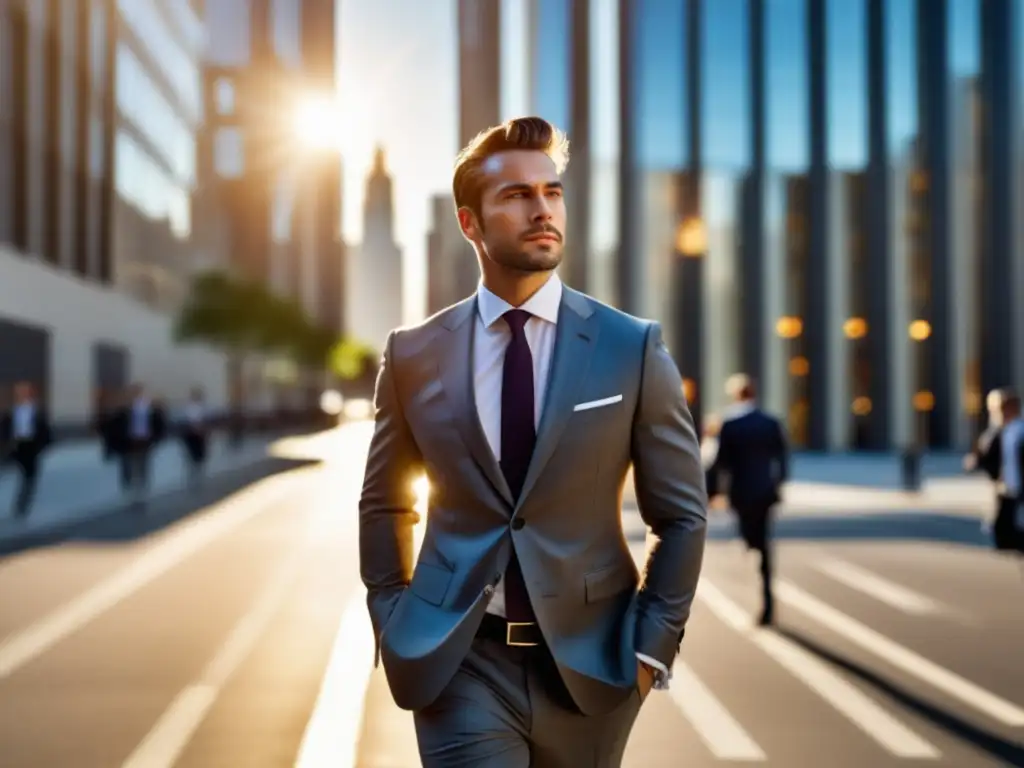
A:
741,0,765,391
980,0,1016,405
762,174,788,422
826,170,851,449
25,0,47,261
889,158,913,449
948,81,978,448
58,0,77,273
865,0,892,447
805,0,830,449
1015,3,1024,394
915,0,952,447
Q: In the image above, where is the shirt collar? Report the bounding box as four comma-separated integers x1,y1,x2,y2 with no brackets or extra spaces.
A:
477,274,563,328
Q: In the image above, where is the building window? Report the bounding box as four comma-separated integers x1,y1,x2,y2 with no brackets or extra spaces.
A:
117,0,202,121
114,129,192,238
214,78,236,115
115,43,196,185
214,127,245,178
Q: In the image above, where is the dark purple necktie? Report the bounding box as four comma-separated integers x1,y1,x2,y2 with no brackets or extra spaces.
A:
500,309,536,622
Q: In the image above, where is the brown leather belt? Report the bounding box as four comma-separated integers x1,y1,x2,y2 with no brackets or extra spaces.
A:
477,613,543,647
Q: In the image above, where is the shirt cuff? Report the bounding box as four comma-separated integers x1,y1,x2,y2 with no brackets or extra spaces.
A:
636,653,672,690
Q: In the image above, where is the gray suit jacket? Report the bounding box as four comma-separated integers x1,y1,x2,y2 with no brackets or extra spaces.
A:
359,286,708,715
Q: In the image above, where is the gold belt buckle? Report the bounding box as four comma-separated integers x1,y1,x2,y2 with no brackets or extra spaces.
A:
506,621,539,647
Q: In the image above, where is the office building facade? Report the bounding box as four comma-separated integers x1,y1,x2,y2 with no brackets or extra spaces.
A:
0,0,228,427
428,0,504,313
614,0,1024,450
201,0,344,333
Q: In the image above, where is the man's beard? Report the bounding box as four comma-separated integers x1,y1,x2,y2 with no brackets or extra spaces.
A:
487,240,563,272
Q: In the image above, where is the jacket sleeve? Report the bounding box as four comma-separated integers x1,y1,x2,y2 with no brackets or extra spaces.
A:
358,330,424,665
630,322,709,668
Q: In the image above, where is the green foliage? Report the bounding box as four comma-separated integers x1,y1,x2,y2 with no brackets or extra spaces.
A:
174,269,360,372
328,338,376,380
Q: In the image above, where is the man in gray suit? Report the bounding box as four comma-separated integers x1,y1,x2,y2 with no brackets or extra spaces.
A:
360,116,708,766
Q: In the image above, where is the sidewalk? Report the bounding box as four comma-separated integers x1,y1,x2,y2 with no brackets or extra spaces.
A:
0,434,280,545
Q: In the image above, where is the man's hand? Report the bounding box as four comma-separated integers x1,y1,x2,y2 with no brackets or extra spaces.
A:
637,661,656,702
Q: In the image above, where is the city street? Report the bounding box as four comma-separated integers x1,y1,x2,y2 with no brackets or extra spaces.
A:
0,424,1021,767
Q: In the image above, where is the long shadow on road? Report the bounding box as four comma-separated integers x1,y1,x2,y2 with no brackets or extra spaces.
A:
0,455,320,559
777,627,1024,766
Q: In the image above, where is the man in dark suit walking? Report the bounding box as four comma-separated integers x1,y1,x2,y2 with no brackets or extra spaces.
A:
0,381,53,517
359,117,708,766
110,383,167,507
708,374,788,625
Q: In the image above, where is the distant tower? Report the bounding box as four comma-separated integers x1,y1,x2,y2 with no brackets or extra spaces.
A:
347,146,403,354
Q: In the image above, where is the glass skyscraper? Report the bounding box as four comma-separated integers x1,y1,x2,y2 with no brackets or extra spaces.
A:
611,0,1024,451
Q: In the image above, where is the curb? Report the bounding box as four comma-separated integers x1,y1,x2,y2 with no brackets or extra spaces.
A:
0,454,293,557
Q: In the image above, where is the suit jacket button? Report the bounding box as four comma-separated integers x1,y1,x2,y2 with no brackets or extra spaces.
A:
511,518,525,530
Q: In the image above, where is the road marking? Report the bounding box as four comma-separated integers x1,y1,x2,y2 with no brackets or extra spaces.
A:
775,580,1024,727
121,548,306,768
294,592,374,768
669,661,766,761
812,559,944,616
698,580,941,759
0,477,298,678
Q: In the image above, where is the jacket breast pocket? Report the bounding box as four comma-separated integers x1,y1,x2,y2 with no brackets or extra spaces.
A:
410,561,454,607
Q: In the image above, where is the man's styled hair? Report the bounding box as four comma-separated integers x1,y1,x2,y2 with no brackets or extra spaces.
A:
452,116,570,218
725,373,756,401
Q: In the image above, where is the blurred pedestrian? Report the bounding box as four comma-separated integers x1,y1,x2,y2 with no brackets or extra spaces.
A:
964,388,1013,548
0,382,52,518
997,390,1024,553
701,414,726,507
707,374,788,625
179,387,210,487
110,383,167,508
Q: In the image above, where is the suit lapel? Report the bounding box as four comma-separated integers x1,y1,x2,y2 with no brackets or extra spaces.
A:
437,297,514,507
517,288,598,507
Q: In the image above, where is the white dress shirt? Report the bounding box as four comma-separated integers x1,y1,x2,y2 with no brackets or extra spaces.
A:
131,399,151,440
12,403,35,440
1001,417,1024,497
472,275,670,688
183,402,205,426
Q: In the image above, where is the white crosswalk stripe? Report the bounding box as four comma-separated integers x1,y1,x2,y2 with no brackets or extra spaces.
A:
811,558,946,616
775,580,1024,727
696,579,941,759
668,661,767,761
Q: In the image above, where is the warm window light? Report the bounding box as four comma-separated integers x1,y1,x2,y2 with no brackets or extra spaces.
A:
963,389,982,415
843,317,867,339
676,217,706,256
682,378,697,403
789,356,810,376
292,94,345,152
913,391,935,412
909,320,931,341
776,316,803,339
852,396,872,416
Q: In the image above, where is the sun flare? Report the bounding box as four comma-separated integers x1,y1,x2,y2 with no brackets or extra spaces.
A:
292,95,345,152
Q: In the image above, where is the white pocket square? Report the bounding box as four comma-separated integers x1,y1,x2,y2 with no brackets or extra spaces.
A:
573,394,623,412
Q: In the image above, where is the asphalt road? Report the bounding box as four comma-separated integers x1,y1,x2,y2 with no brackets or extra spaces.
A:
0,423,1021,767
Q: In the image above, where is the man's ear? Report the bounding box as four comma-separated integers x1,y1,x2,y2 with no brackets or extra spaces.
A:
457,206,479,241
